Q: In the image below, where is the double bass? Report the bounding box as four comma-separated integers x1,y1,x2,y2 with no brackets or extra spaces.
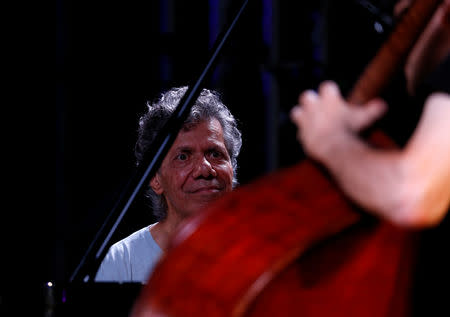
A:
131,0,443,316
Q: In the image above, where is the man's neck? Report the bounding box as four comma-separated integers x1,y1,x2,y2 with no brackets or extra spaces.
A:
150,213,185,251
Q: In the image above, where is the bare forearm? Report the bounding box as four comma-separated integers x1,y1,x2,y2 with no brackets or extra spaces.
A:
317,132,412,225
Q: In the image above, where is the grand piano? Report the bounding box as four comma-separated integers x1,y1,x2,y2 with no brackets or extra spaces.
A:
43,282,142,317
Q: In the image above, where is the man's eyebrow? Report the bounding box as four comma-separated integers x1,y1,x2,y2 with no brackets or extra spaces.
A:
208,144,226,151
173,146,193,153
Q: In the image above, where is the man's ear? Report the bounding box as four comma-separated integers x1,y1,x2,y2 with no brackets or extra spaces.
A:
150,175,163,195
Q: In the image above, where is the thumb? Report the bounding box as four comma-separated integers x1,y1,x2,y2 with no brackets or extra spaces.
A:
348,98,387,131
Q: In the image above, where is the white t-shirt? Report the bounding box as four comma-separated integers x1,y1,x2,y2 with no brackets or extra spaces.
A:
95,224,163,283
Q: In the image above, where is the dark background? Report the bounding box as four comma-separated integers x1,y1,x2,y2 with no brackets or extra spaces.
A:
50,0,400,315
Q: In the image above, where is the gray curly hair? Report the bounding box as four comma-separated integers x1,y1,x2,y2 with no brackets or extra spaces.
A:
135,86,242,221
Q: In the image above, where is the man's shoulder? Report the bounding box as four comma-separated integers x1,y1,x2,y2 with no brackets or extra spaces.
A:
112,225,153,250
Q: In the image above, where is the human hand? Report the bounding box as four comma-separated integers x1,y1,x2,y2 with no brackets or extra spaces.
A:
290,81,387,162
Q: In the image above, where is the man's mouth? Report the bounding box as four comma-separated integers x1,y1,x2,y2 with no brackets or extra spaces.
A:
190,186,222,194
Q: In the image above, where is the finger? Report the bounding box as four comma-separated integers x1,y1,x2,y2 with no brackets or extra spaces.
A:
290,105,303,121
299,89,318,106
318,80,341,99
349,99,388,131
290,105,306,132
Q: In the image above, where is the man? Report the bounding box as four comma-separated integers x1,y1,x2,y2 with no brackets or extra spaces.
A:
95,86,242,283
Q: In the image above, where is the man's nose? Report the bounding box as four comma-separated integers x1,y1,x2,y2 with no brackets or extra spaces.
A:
192,156,217,178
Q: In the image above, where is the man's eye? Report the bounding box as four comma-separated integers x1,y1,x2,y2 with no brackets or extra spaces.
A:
176,153,188,161
211,151,222,158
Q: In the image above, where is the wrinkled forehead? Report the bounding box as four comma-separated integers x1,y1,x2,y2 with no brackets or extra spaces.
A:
176,117,229,155
181,117,223,133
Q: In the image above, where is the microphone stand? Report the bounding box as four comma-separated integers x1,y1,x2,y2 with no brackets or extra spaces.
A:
69,0,251,284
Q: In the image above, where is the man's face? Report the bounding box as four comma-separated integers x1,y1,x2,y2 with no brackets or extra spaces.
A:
150,118,234,218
